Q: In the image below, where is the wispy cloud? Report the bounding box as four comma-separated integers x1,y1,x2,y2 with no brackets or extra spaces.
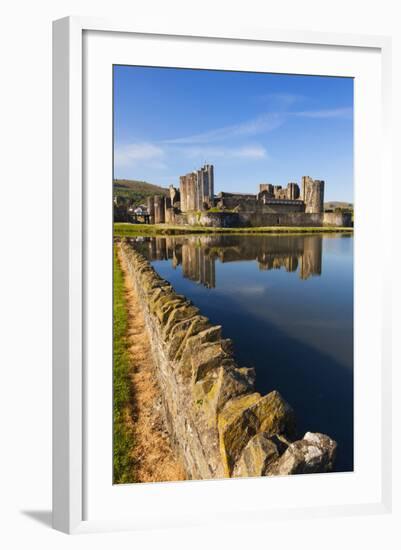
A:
294,107,353,119
114,142,165,168
114,141,267,174
255,92,305,107
114,106,352,174
162,113,284,145
181,144,267,160
161,106,351,147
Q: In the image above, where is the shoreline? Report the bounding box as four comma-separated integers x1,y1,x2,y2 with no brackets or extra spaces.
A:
114,222,354,237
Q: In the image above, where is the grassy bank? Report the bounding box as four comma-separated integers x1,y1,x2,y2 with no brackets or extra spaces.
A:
114,222,354,237
113,245,136,484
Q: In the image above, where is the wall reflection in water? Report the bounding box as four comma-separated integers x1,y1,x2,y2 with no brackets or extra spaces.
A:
132,234,324,288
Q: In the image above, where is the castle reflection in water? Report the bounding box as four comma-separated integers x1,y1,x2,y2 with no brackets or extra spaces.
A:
131,234,324,289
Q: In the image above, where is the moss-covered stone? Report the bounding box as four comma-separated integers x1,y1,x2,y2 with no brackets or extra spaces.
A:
169,316,212,361
163,304,200,333
217,393,261,476
218,391,295,476
148,291,176,315
167,329,189,360
233,433,279,477
142,276,169,294
179,327,224,379
193,365,253,426
191,340,233,382
157,298,189,325
248,390,296,438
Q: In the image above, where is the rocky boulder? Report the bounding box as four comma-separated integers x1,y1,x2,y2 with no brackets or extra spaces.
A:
218,391,296,476
265,432,337,476
233,433,280,477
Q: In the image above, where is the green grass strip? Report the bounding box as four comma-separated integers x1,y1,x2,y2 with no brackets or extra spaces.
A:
113,245,136,484
114,222,354,238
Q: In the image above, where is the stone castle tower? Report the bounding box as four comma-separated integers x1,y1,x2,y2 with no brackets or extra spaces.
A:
301,176,325,214
180,164,214,212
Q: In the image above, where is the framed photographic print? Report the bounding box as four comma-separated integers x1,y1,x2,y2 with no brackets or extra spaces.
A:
52,17,392,533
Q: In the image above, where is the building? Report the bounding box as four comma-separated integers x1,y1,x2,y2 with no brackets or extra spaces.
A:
145,164,351,228
301,176,325,214
180,164,214,212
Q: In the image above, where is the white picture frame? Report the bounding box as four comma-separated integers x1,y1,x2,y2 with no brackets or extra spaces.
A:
52,16,392,534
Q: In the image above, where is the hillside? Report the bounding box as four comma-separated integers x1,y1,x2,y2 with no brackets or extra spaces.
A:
114,179,169,206
324,201,353,211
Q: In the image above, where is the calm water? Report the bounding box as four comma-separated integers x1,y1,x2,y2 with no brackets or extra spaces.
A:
131,233,354,472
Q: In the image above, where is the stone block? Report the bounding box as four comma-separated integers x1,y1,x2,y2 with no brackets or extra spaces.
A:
163,304,200,334
218,391,295,476
193,365,254,423
233,433,279,477
218,393,262,476
191,340,233,382
248,390,296,438
265,432,337,476
179,327,225,380
168,316,212,361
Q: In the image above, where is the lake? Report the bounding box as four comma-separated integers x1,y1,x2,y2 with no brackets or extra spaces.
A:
131,233,354,472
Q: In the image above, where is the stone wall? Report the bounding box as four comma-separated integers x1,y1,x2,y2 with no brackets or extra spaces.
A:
302,176,325,214
323,211,353,227
180,165,214,212
239,212,324,227
216,192,258,211
147,196,155,224
174,210,352,228
120,240,337,480
175,211,325,228
257,202,305,214
154,196,166,224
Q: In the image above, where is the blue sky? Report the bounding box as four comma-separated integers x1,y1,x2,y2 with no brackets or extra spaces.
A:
114,66,353,202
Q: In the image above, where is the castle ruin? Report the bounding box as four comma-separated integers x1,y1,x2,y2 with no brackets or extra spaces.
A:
146,164,350,228
179,164,214,211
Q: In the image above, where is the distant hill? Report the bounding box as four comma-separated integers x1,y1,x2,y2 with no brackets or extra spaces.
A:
324,201,353,211
114,179,169,206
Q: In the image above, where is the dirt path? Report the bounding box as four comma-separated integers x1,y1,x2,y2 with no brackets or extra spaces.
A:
118,247,187,483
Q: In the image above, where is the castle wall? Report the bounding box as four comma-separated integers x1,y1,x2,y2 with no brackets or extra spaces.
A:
176,211,242,228
240,212,324,227
288,182,300,200
179,176,187,212
120,240,337,479
175,211,324,227
154,195,166,224
323,211,353,227
217,192,257,211
302,176,325,214
166,171,351,228
165,202,174,224
147,196,155,224
206,164,214,200
180,165,214,212
258,201,305,214
260,183,274,194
